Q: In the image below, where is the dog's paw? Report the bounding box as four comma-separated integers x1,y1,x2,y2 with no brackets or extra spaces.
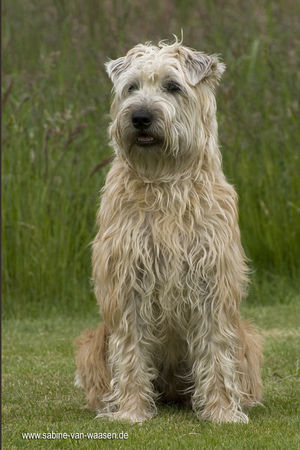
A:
115,410,152,424
96,409,153,424
201,407,249,424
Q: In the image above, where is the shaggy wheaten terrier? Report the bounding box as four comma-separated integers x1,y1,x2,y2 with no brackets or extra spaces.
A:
75,39,263,424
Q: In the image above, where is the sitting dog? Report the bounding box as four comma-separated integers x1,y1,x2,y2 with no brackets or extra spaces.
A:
75,39,263,423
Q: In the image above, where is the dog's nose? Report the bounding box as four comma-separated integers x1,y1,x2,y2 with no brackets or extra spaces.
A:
131,110,153,129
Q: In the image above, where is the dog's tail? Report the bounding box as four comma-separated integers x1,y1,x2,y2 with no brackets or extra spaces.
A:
74,323,110,410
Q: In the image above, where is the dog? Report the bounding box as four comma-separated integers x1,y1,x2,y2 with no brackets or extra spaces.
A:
75,38,263,424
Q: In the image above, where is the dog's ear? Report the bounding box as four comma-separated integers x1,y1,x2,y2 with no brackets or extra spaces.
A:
179,47,226,87
105,57,131,84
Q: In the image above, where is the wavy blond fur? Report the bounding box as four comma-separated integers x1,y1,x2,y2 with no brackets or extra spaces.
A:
75,39,263,424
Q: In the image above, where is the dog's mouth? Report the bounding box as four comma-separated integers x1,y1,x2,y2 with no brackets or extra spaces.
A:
136,134,158,147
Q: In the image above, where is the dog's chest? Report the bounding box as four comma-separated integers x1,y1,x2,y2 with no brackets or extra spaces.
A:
138,209,204,298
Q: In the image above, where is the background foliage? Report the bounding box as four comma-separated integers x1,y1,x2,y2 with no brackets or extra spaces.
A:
2,0,300,317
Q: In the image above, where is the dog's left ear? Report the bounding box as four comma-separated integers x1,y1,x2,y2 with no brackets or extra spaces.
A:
179,47,226,87
105,56,131,84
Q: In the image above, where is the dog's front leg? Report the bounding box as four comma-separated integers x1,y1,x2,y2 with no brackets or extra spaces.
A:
189,307,249,423
100,300,158,423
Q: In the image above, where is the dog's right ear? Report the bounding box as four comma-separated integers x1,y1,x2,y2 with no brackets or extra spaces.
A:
105,57,130,84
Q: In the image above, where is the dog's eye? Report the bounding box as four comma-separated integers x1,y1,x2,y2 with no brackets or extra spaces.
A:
164,81,181,93
128,83,138,93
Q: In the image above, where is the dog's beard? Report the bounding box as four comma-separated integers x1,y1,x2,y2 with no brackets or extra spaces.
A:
111,119,177,179
126,136,175,181
110,105,201,181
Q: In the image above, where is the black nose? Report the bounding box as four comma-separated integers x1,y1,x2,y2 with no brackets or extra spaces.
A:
131,110,153,129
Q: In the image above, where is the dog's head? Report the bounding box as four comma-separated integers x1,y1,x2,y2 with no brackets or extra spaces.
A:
105,38,225,180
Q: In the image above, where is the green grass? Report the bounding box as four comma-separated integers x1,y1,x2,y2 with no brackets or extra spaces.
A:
3,302,300,449
2,0,300,317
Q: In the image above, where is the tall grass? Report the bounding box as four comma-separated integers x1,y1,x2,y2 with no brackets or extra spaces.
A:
2,0,300,317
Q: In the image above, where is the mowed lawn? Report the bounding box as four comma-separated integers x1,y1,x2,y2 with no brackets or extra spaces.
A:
3,301,300,449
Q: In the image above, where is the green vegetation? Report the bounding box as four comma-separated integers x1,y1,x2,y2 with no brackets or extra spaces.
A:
3,304,300,449
2,0,299,316
2,1,300,448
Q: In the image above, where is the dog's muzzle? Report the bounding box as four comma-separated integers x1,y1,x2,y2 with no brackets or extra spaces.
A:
131,109,159,147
